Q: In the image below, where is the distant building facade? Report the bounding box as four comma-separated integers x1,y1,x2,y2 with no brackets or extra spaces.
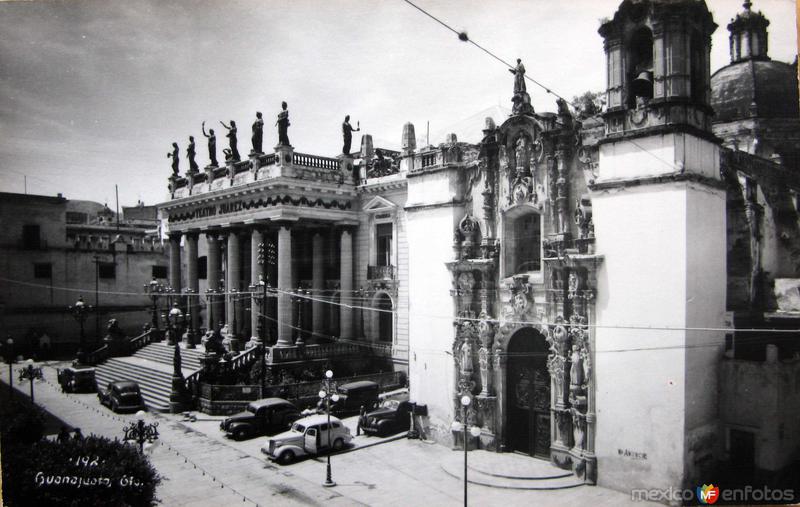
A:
0,192,166,354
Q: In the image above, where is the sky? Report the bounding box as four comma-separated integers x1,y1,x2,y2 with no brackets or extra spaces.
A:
0,0,796,208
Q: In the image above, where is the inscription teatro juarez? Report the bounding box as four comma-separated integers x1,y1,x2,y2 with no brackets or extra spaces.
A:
168,195,351,223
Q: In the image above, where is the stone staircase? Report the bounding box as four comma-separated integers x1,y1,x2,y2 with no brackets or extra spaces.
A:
440,450,585,490
94,342,206,412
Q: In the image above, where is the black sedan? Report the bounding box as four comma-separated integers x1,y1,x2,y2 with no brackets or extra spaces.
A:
361,399,413,437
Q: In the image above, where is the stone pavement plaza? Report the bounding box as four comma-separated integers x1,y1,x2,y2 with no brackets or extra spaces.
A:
0,362,657,506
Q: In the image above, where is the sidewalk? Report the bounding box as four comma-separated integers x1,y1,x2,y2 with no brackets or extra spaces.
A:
1,362,658,506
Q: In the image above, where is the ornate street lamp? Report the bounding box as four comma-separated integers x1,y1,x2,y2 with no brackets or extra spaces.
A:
318,369,340,487
293,287,309,346
143,277,165,331
123,410,159,453
184,288,197,349
4,337,14,398
356,286,367,339
451,395,481,507
69,296,92,351
18,359,43,404
204,288,217,333
166,303,184,346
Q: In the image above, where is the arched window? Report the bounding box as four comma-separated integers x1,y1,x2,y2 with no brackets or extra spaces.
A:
503,208,541,277
628,27,654,107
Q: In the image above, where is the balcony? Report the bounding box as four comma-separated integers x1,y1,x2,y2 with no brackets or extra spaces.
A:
367,265,395,281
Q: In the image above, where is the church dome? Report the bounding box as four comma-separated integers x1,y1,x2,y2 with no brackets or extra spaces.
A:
710,1,799,123
711,59,799,122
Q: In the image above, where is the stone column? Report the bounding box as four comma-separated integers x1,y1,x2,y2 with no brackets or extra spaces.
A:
249,228,264,348
225,230,241,351
311,232,324,343
169,233,182,295
339,229,354,340
276,225,294,347
185,232,200,334
206,233,223,331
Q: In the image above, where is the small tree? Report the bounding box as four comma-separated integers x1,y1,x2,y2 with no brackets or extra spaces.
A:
571,90,604,119
2,435,161,506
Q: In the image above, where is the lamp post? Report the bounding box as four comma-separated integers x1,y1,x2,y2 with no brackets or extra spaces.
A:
294,287,308,346
92,255,100,346
143,277,165,332
451,395,481,507
184,288,196,349
318,369,340,487
5,337,14,398
357,286,366,339
123,410,159,453
18,359,43,404
205,288,216,334
69,296,91,351
230,287,239,342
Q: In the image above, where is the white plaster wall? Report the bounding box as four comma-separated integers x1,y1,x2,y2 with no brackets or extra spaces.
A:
593,184,689,493
598,134,719,183
407,204,461,432
683,185,726,484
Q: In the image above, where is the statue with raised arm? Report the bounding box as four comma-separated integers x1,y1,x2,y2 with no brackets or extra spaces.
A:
251,112,264,154
342,115,360,155
202,121,218,166
276,101,290,147
167,142,179,175
509,58,526,95
187,136,199,172
220,120,240,161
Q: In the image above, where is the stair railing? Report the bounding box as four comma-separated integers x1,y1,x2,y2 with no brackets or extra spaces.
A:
84,344,109,366
128,328,157,354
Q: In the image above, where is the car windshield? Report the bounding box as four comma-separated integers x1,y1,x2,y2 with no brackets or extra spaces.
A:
291,422,305,433
382,400,400,410
74,371,93,378
246,405,258,414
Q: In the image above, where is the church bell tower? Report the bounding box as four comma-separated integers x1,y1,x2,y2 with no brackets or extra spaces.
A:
591,0,727,494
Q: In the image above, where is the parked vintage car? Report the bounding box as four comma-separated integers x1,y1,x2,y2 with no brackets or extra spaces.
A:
97,380,146,413
314,380,380,416
361,398,413,437
56,366,96,393
262,414,352,465
220,398,301,441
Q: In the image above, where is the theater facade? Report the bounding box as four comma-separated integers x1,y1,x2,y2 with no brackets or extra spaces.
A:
159,0,800,496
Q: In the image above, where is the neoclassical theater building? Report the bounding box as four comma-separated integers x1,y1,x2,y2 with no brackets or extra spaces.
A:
158,0,800,495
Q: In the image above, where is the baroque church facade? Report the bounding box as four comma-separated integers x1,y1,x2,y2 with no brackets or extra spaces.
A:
158,0,800,495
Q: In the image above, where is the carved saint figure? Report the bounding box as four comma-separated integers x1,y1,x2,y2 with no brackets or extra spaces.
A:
570,345,583,388
276,101,290,146
342,115,360,155
167,142,179,175
460,338,473,373
220,120,240,161
572,410,585,450
509,58,526,95
515,135,529,176
478,347,489,395
252,112,264,153
202,121,218,166
187,136,199,172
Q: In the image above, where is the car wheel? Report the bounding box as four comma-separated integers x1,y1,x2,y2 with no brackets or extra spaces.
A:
111,401,118,412
332,438,344,451
278,450,295,465
233,428,247,441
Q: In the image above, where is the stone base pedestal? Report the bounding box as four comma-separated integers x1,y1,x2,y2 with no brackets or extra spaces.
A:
170,375,190,413
183,329,197,349
220,325,240,352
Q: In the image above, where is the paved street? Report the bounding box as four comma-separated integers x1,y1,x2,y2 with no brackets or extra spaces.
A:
1,362,656,506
